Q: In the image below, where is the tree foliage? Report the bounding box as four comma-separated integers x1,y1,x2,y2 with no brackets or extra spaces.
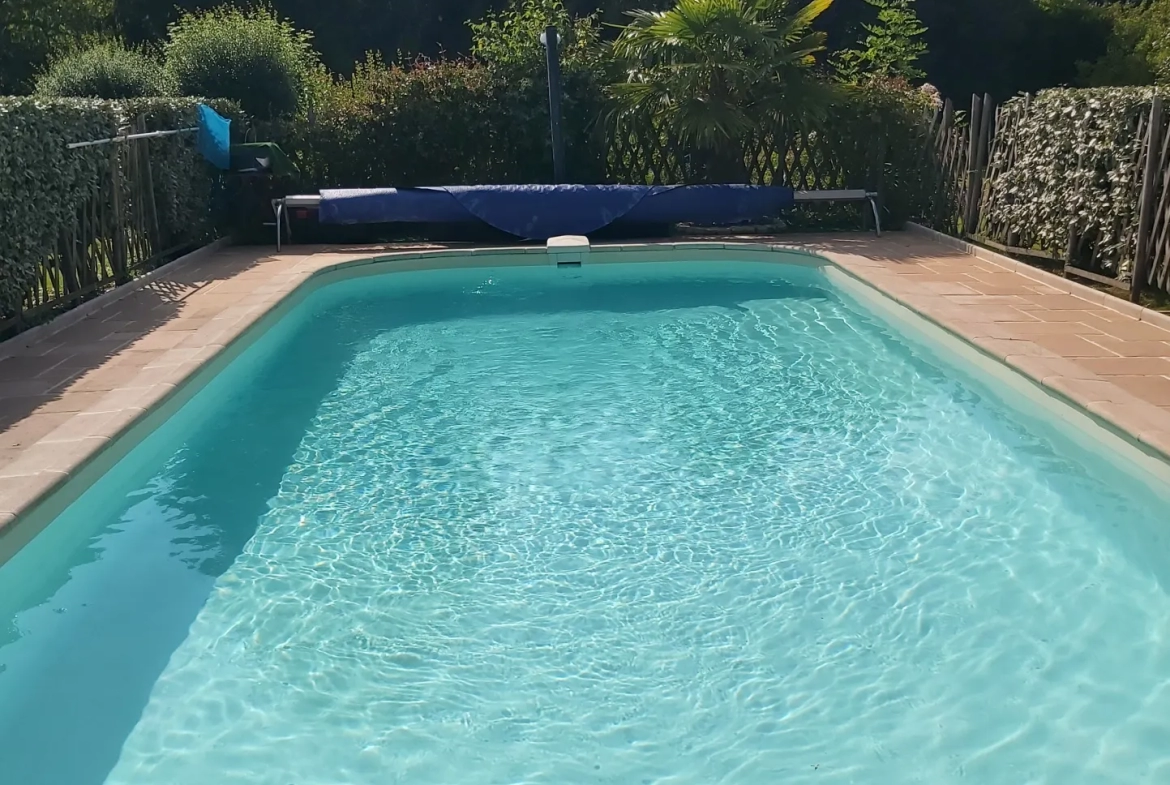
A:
162,5,318,121
0,0,114,94
832,0,926,83
470,0,602,71
35,42,170,98
608,0,836,180
4,0,1170,103
1080,0,1170,87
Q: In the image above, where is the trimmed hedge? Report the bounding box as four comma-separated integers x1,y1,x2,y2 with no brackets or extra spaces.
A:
0,97,235,321
286,58,931,224
35,43,171,99
0,99,116,317
290,57,607,189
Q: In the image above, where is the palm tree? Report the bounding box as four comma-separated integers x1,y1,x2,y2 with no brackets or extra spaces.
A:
609,0,835,182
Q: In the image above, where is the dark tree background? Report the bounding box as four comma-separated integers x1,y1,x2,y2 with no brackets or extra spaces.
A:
0,0,1157,99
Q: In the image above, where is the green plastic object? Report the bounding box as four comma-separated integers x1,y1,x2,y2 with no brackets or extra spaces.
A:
229,142,299,177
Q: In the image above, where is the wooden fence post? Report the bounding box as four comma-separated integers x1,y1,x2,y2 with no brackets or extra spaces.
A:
966,93,994,236
963,94,983,233
1132,96,1164,302
934,99,955,229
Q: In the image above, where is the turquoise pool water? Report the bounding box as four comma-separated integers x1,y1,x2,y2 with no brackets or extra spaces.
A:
0,259,1168,784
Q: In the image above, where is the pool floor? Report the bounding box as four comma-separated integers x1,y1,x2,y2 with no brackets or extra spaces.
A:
1,261,1169,784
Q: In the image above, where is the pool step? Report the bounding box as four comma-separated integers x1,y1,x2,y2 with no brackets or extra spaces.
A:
547,235,590,267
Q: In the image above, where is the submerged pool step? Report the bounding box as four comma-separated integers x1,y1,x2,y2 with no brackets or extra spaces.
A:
547,235,590,267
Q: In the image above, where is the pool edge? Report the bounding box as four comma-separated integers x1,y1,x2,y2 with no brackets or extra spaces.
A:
1,239,1168,563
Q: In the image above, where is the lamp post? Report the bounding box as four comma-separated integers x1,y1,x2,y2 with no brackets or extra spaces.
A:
540,26,566,183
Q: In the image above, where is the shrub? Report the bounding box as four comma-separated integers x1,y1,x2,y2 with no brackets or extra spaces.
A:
607,0,837,182
821,79,937,225
289,56,607,189
163,5,317,121
979,86,1166,275
35,43,171,99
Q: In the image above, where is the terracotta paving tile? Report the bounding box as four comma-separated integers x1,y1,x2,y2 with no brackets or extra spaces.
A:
0,354,66,380
40,410,142,443
91,384,175,414
0,379,59,398
1095,320,1170,341
965,283,1035,296
910,272,979,283
1043,376,1128,404
999,320,1103,337
1030,335,1122,358
0,413,75,449
0,395,52,422
919,281,978,295
977,306,1043,323
1078,357,1170,376
105,351,162,371
964,274,1038,290
1026,309,1117,323
0,437,109,479
942,321,1018,340
1083,309,1141,324
1087,399,1170,437
942,295,1035,307
0,473,67,515
124,330,190,352
1006,354,1100,381
969,337,1056,359
21,390,110,414
64,365,145,393
1022,294,1100,310
1107,375,1170,405
53,338,136,362
1024,284,1068,295
142,346,218,369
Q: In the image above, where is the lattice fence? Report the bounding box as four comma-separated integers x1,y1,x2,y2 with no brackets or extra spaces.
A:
604,118,885,190
920,99,968,235
926,88,1170,299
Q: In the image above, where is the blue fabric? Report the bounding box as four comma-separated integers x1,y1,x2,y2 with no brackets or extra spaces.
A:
317,185,795,239
446,185,653,238
197,104,231,170
319,188,472,224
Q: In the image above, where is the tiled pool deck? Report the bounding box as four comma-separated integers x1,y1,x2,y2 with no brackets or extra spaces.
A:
0,230,1168,537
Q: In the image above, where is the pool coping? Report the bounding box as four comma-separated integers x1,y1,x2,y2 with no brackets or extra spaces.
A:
0,233,1168,557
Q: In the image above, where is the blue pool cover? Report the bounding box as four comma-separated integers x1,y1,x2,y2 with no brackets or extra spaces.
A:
317,185,796,239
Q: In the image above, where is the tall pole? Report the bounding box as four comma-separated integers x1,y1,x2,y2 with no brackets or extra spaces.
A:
543,26,566,183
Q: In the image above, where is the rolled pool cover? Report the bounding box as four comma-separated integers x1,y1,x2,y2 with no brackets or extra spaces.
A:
317,184,796,240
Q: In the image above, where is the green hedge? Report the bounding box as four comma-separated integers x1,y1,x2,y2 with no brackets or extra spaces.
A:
286,59,931,225
0,97,235,322
35,44,172,99
289,57,607,189
980,87,1164,272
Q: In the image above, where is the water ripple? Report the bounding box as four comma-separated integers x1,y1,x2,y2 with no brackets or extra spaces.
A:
104,267,1170,785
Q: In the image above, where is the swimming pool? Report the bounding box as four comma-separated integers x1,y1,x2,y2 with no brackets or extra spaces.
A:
0,252,1168,784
